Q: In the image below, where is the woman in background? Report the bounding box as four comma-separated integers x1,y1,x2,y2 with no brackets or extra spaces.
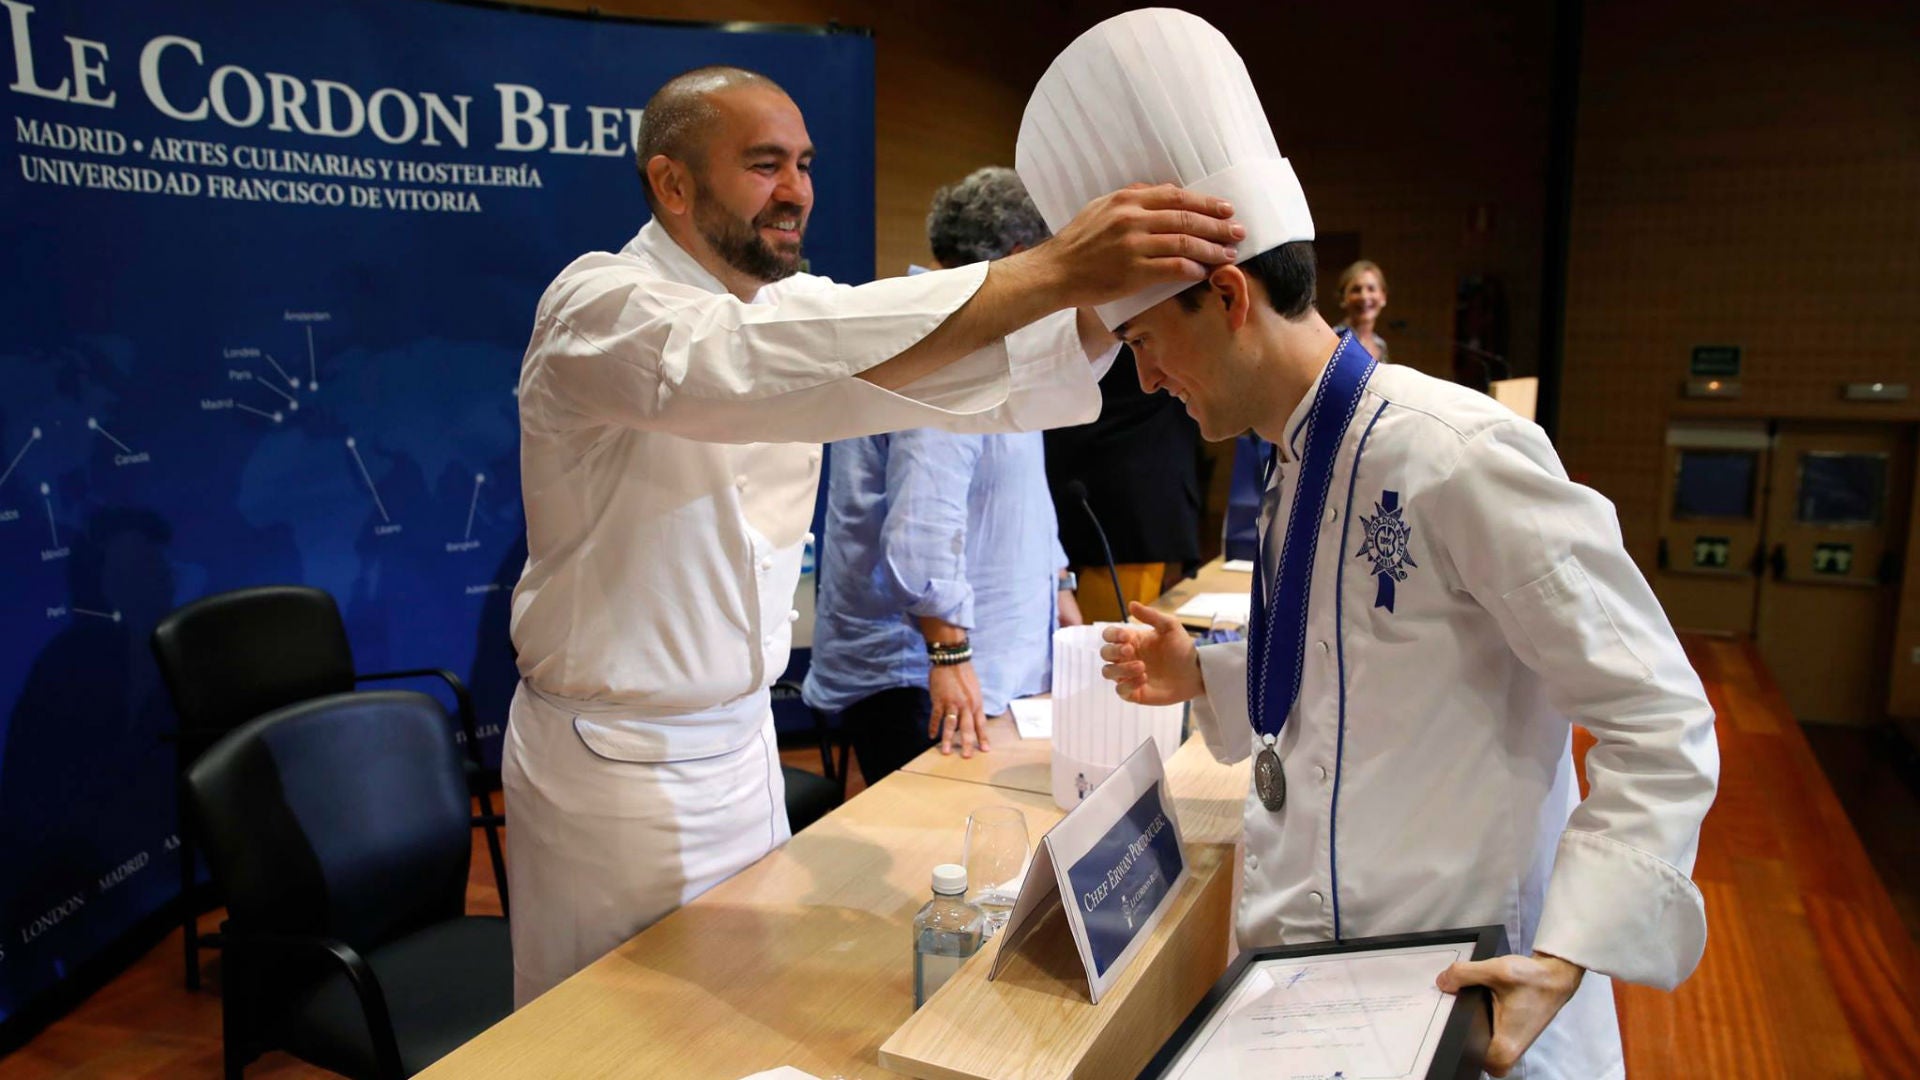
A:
1334,258,1390,362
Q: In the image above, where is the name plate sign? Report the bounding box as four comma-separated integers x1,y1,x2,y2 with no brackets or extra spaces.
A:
989,741,1189,1003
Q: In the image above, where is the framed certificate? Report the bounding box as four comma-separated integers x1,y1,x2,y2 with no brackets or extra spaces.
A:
1139,926,1509,1080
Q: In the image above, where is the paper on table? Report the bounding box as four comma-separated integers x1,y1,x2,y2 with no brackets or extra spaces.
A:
1009,696,1052,739
1173,592,1251,625
735,1068,821,1080
1221,559,1255,573
1161,943,1468,1080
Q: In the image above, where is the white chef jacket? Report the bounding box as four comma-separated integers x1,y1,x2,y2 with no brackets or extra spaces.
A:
1192,353,1719,1080
511,220,1103,761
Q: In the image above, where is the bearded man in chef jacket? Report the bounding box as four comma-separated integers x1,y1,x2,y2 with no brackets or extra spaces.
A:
503,63,1246,1007
1024,12,1720,1080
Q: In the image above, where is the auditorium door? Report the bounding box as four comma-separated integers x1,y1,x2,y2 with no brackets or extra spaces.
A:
1753,423,1911,725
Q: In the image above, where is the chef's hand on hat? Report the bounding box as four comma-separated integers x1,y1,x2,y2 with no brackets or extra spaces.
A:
1100,601,1205,706
1436,951,1584,1077
1036,184,1243,308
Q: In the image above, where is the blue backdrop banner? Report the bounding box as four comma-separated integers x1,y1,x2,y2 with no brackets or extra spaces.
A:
0,0,873,1023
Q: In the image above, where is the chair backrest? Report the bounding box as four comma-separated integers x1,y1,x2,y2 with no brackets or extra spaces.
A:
151,586,356,744
184,691,472,949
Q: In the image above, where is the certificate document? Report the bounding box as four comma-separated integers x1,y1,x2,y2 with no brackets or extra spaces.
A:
1158,942,1468,1080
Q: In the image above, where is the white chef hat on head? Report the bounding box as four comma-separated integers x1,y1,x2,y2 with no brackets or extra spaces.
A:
1016,8,1314,330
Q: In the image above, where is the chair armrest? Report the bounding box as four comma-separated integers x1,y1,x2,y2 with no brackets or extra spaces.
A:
222,926,405,1079
359,668,482,763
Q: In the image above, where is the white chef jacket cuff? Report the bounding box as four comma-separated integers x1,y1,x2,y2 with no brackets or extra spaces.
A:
1087,340,1122,383
1191,641,1252,765
1532,828,1708,991
997,312,1103,432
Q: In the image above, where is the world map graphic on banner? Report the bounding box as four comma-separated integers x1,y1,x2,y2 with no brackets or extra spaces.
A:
0,0,873,1024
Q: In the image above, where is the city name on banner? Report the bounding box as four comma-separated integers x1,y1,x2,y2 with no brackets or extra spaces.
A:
4,0,648,157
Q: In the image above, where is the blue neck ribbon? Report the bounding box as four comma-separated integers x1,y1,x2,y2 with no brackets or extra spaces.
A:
1248,334,1378,741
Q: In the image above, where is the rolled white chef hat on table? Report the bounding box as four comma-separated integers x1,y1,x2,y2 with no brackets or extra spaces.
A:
1016,8,1315,330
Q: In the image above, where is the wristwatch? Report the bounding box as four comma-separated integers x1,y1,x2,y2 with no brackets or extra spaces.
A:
1059,571,1079,593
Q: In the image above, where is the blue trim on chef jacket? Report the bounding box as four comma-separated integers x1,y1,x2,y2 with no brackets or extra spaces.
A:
1330,399,1391,942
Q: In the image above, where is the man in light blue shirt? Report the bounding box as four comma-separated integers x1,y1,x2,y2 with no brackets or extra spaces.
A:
805,167,1082,782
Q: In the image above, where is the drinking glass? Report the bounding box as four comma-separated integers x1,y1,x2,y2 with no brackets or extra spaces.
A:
1206,608,1247,645
963,806,1029,937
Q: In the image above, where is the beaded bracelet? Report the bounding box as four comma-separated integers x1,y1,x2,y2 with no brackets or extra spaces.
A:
927,638,972,666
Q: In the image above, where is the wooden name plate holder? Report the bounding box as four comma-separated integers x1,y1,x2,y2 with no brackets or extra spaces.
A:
880,739,1248,1080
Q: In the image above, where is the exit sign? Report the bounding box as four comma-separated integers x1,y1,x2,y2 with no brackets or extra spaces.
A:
1690,346,1741,378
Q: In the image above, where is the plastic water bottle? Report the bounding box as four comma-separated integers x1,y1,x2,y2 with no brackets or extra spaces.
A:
912,863,984,1008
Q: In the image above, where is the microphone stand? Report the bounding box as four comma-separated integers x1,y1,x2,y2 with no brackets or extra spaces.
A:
1067,480,1127,620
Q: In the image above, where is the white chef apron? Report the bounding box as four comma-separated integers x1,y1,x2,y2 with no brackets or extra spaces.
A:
502,679,791,1007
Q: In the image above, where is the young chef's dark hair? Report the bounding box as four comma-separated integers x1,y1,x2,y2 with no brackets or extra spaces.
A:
1172,241,1317,320
635,66,786,214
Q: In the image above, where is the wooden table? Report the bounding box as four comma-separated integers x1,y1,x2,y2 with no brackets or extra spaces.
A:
421,742,1245,1080
896,715,1052,797
421,569,1249,1080
421,772,1067,1079
1155,556,1252,631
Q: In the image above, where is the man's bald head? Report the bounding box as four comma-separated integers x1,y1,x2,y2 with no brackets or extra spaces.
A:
636,66,788,213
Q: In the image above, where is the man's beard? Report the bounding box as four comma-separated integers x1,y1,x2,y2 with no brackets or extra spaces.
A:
693,187,806,284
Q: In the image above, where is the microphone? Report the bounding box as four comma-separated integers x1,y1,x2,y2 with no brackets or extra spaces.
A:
1066,479,1127,619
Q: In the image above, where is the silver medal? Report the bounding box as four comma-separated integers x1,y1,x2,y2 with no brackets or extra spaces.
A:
1254,745,1286,812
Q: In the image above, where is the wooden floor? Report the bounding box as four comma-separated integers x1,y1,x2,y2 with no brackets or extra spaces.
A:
1605,637,1920,1078
3,635,1916,1078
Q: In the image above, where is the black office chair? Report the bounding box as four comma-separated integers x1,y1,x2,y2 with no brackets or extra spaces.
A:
185,691,511,1079
809,709,854,801
770,680,848,832
152,585,508,991
783,762,841,833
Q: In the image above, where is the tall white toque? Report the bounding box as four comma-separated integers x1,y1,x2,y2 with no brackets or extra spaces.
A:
1016,8,1315,330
